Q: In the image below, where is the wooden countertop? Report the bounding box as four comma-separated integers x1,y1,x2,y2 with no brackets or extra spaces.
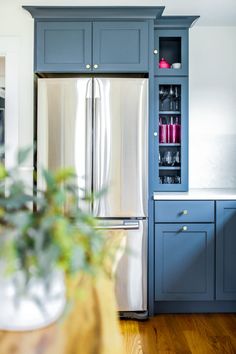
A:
0,273,123,354
0,228,126,354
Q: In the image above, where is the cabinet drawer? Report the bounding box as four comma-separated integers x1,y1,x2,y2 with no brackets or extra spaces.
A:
155,201,215,223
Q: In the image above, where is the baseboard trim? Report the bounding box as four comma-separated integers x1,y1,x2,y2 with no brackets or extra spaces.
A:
154,301,236,314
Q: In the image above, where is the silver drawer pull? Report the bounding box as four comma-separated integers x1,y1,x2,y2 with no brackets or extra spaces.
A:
95,221,139,230
182,210,188,215
181,226,188,232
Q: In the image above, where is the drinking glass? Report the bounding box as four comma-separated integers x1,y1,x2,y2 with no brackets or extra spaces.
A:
174,86,180,111
173,151,180,166
163,151,174,166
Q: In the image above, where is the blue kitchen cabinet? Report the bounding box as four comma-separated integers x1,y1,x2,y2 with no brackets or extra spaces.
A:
35,21,149,73
216,201,236,300
93,22,149,72
154,76,188,191
35,21,92,72
154,29,188,76
155,223,215,301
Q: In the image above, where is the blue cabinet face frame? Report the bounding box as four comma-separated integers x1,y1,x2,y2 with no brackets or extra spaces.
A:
36,22,92,72
155,223,215,301
154,76,188,191
154,29,188,76
93,22,149,72
216,201,236,301
35,21,149,73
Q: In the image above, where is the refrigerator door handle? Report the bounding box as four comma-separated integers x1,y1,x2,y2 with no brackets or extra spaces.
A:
93,78,108,216
95,221,140,230
85,79,93,211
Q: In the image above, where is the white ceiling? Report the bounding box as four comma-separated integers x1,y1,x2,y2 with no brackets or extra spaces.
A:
20,0,236,26
161,0,236,26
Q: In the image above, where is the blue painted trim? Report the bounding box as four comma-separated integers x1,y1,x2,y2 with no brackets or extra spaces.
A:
147,19,155,317
155,301,236,313
154,16,200,29
23,6,165,20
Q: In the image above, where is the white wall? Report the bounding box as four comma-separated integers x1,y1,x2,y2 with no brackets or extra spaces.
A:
0,2,236,188
189,27,236,188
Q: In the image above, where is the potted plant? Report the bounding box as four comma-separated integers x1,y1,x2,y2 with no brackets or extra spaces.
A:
0,148,108,331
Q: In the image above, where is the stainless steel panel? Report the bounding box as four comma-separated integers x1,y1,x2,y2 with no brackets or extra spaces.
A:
99,219,147,312
93,78,148,218
37,78,92,209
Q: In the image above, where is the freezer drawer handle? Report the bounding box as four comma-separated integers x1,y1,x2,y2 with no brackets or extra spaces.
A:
95,221,140,230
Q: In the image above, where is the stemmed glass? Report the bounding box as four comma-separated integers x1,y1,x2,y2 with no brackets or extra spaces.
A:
174,86,180,111
169,85,174,111
159,86,168,110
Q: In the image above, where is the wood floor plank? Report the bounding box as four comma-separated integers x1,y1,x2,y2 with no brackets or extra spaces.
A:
120,314,236,354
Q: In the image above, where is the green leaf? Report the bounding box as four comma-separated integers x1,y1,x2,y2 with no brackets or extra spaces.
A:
0,163,7,180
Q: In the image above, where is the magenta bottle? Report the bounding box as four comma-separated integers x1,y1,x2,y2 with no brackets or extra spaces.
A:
175,117,181,143
159,117,167,143
171,117,178,143
169,116,174,143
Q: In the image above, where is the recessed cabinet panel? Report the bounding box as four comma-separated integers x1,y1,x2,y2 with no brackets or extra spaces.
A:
155,223,215,301
154,29,188,76
36,22,92,72
93,22,149,72
216,201,236,300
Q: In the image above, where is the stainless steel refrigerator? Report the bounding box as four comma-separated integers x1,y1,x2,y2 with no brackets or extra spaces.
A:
37,77,148,318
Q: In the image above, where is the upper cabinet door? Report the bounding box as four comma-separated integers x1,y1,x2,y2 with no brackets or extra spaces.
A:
93,22,149,72
154,29,188,76
35,22,92,72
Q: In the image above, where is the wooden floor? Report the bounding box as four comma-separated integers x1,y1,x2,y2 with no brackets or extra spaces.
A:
120,314,236,353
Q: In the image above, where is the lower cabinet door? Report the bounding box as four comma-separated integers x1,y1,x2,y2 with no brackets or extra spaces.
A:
216,201,236,300
155,223,214,301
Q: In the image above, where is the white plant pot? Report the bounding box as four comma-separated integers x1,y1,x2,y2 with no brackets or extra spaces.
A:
0,271,66,331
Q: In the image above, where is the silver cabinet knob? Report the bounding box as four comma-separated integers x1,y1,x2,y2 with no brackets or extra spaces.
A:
182,210,188,215
153,49,158,55
154,132,158,137
93,64,98,69
182,226,188,232
86,64,91,69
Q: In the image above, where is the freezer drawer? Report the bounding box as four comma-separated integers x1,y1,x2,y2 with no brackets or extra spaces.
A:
96,219,147,312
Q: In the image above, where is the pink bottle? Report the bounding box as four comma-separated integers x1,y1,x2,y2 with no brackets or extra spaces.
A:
171,117,178,143
175,117,181,143
159,117,167,143
169,116,174,143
